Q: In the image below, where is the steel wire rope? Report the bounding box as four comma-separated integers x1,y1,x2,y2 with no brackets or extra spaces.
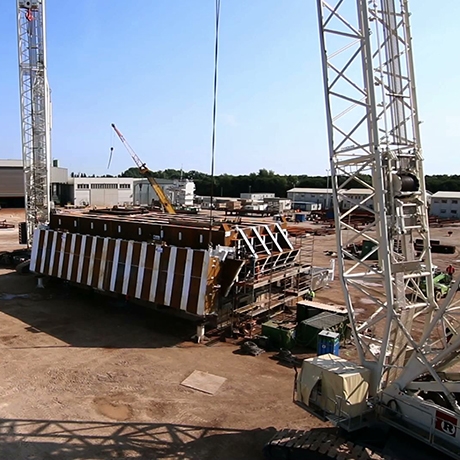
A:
208,0,222,246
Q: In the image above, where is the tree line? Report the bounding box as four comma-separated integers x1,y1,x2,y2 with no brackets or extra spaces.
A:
71,168,460,198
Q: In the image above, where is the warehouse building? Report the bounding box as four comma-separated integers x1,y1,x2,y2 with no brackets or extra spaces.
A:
133,178,195,207
0,159,70,208
287,187,373,210
287,187,331,209
240,192,275,201
0,159,24,207
430,191,460,219
70,177,134,207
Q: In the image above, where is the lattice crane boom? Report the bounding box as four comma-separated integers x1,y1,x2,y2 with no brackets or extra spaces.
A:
17,0,52,246
315,0,460,453
111,124,176,214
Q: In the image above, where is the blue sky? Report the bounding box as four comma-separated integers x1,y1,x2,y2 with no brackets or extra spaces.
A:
0,1,459,176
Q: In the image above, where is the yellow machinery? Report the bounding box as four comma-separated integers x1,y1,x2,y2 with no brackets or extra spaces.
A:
111,123,176,214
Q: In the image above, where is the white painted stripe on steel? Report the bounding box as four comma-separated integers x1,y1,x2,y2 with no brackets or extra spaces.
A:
76,235,87,284
109,239,121,291
39,230,50,274
275,222,294,249
264,225,283,252
180,248,194,311
122,240,134,295
135,242,148,299
196,252,211,316
57,233,67,278
97,238,109,289
252,227,270,255
237,227,257,257
66,233,77,281
163,246,177,306
29,229,41,272
86,237,97,286
149,246,162,302
47,231,58,275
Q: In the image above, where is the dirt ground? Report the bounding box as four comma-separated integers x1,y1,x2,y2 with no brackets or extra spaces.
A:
0,208,459,459
0,209,328,460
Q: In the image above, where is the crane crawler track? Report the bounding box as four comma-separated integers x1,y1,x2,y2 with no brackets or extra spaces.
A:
264,429,394,460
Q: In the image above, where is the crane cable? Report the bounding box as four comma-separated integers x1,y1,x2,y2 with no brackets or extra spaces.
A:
108,128,115,169
208,0,221,246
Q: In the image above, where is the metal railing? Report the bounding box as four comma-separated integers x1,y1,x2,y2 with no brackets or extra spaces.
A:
378,394,460,459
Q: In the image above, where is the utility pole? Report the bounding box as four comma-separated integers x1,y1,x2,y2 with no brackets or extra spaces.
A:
17,0,52,247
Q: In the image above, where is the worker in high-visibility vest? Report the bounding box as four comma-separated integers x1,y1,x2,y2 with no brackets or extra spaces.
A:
304,288,315,301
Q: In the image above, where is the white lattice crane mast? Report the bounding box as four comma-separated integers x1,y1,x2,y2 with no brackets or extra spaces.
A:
316,0,460,446
17,0,52,247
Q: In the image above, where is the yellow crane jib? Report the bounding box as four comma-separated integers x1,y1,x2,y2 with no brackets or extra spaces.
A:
111,123,176,214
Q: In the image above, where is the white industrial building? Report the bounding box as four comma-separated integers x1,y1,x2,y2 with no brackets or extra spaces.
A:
71,177,134,207
240,192,275,201
339,188,373,210
287,188,332,209
430,191,460,219
0,158,196,209
133,178,195,207
287,187,373,210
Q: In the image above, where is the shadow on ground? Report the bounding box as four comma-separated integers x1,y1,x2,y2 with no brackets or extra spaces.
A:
0,271,196,349
0,418,274,460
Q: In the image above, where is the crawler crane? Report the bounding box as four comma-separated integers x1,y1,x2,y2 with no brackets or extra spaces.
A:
265,0,460,458
111,123,176,214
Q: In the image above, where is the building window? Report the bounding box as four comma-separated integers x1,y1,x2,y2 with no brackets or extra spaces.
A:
452,210,457,214
91,183,118,189
441,209,447,214
452,200,458,204
77,184,89,189
120,183,131,189
442,200,447,204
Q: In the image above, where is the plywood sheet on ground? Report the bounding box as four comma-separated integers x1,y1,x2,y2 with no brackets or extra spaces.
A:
181,370,226,395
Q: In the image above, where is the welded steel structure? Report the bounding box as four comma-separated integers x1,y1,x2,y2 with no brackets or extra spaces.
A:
30,212,315,322
318,0,460,453
17,0,52,246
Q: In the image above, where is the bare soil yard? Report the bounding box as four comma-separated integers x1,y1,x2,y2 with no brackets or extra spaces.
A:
0,208,458,459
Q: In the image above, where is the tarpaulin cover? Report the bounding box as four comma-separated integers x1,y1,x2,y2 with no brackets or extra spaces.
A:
297,353,370,418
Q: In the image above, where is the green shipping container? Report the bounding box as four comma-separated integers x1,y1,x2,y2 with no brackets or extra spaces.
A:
261,321,296,350
296,302,322,323
361,240,378,260
296,312,347,348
